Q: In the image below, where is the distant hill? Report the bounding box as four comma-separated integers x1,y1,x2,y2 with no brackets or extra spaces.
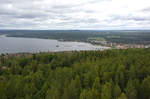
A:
1,30,150,44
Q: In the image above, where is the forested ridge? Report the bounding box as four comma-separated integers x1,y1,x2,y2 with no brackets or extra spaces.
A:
0,49,150,99
1,30,150,44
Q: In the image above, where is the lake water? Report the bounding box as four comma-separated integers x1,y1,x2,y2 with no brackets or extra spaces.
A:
0,35,109,54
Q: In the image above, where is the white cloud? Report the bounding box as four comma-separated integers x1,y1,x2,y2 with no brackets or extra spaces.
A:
0,0,150,29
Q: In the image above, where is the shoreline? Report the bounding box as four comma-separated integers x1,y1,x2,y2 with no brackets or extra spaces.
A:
0,49,111,56
0,35,110,54
1,34,109,47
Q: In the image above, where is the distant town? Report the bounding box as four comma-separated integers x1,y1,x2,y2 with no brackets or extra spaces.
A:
89,40,150,49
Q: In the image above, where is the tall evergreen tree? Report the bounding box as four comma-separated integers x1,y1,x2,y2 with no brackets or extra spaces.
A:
118,93,127,99
92,77,101,91
113,83,121,99
125,80,137,99
46,88,60,99
141,76,150,99
101,82,112,99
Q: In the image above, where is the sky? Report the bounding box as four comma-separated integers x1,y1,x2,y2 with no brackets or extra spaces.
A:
0,0,150,30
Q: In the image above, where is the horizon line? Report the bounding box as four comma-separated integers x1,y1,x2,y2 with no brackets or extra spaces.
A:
0,29,150,31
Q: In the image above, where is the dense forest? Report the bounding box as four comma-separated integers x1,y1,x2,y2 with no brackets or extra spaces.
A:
1,30,150,44
0,49,150,99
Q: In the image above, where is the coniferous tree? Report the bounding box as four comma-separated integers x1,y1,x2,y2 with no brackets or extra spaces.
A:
80,89,88,99
92,77,101,91
46,88,60,99
118,93,127,99
113,83,121,99
101,82,112,99
74,75,82,98
125,80,137,99
141,76,150,99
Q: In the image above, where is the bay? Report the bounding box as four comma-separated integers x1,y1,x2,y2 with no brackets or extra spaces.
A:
0,35,109,54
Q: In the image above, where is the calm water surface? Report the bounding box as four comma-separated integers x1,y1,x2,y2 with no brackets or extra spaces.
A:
0,35,109,54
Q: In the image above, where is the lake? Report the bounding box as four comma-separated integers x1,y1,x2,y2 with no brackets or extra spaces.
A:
0,35,109,54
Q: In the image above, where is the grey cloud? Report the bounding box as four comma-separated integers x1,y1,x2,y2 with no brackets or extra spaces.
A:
0,0,150,29
142,7,150,12
54,17,100,27
45,4,87,14
0,0,99,26
16,11,49,19
111,15,150,21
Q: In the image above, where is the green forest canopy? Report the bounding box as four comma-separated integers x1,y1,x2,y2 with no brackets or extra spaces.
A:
0,48,150,99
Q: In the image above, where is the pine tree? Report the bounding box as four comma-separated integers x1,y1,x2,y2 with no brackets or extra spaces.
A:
46,88,60,99
80,89,88,99
125,80,137,99
62,75,81,99
92,77,101,99
141,76,150,99
74,75,82,98
101,82,112,99
0,80,7,99
113,83,121,99
118,93,127,99
83,73,91,88
92,77,101,91
80,88,100,99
